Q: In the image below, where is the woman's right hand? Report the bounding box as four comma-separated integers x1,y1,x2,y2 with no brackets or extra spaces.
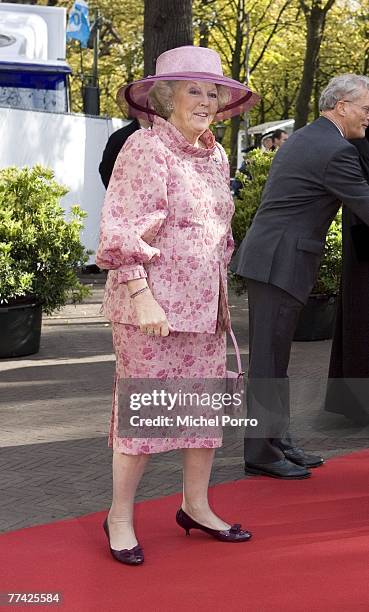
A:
132,290,170,337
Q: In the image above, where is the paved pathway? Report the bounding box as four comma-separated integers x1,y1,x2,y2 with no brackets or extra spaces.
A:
1,274,368,532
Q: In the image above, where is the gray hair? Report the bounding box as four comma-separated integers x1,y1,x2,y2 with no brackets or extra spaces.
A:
148,80,230,119
319,74,369,111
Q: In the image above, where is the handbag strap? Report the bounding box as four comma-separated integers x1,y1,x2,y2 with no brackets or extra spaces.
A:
229,327,243,375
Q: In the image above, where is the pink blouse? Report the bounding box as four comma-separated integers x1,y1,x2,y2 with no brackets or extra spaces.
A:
96,116,234,333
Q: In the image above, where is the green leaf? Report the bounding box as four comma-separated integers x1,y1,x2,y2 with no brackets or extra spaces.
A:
0,166,91,313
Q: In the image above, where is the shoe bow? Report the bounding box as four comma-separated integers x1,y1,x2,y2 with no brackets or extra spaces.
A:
229,523,242,534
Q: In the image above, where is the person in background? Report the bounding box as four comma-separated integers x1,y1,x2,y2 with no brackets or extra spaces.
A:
232,145,256,198
325,127,369,424
261,132,273,151
96,45,260,566
270,128,288,150
99,117,141,189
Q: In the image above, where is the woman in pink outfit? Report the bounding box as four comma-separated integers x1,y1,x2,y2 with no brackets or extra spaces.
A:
96,45,260,565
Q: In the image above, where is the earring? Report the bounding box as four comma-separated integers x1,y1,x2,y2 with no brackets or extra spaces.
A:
166,102,174,115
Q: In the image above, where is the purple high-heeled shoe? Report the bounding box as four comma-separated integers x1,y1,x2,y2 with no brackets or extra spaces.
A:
176,508,252,542
103,518,144,565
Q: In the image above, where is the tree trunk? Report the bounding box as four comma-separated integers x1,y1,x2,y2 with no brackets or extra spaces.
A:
198,0,213,48
144,0,193,76
230,115,241,173
294,0,335,130
364,27,369,75
281,73,290,119
313,58,321,119
294,7,324,129
229,0,245,175
199,22,209,48
258,93,266,124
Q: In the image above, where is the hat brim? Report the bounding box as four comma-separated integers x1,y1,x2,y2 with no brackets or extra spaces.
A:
117,72,260,121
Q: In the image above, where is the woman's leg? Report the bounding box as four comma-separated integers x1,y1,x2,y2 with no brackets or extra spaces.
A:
108,451,150,550
182,448,230,530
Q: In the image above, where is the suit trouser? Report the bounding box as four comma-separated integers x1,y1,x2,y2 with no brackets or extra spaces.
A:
245,279,304,463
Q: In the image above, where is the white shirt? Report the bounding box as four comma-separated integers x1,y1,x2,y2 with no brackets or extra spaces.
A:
324,116,345,138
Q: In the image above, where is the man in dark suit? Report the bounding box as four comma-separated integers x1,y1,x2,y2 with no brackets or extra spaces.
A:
325,129,369,424
99,118,140,188
232,74,369,479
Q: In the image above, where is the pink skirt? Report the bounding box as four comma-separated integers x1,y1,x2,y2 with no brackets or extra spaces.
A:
109,324,226,454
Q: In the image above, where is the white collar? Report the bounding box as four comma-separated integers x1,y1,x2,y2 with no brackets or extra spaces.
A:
324,116,345,138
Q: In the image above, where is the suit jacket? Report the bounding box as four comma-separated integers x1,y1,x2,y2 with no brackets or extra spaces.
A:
232,116,369,304
348,136,369,260
328,134,369,381
325,135,369,419
96,116,234,333
99,119,140,188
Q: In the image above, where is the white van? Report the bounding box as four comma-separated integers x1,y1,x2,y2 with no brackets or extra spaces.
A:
237,119,295,167
0,3,71,112
0,3,127,263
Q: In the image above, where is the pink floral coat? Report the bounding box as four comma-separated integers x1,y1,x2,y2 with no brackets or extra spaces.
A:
96,116,234,333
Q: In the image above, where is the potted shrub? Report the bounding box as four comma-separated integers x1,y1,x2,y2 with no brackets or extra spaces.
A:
293,211,341,341
0,165,90,358
231,149,341,341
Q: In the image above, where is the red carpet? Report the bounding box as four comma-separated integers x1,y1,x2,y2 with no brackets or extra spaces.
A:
2,450,369,612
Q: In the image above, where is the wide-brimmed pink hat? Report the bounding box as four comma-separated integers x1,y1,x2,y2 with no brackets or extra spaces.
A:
117,46,260,121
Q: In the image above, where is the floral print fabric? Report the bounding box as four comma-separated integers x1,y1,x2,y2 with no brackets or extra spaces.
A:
96,116,234,333
97,116,236,454
109,324,225,454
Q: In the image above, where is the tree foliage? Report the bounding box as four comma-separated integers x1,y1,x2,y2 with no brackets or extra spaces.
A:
55,0,144,116
14,1,369,158
294,0,336,130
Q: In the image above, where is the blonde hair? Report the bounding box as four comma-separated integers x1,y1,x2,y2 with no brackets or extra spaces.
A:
148,80,230,119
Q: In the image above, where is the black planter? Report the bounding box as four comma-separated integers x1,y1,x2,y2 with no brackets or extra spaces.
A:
0,300,42,358
293,294,336,342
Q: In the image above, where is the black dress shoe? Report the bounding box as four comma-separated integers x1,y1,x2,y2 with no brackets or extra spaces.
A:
244,458,311,479
283,447,324,468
